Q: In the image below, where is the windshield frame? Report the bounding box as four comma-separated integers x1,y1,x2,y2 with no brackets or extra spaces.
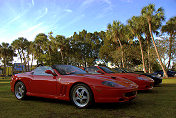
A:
99,66,115,73
52,65,87,75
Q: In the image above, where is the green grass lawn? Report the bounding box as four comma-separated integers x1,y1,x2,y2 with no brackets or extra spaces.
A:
0,79,176,118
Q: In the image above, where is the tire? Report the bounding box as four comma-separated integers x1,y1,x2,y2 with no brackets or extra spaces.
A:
14,81,26,100
70,84,93,108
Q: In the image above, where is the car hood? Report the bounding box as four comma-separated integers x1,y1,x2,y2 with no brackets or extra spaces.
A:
104,73,154,82
67,74,138,88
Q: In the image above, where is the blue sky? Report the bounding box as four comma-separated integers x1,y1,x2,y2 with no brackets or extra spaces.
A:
0,0,175,44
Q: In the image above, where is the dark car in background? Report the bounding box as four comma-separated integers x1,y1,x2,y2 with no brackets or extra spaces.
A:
114,68,162,86
152,70,176,78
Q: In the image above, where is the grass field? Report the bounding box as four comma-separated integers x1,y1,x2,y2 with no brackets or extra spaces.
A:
0,78,176,118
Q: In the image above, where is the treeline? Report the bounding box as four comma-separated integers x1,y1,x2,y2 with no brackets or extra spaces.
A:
0,4,175,77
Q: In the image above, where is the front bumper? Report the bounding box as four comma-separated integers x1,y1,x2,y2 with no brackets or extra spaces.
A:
138,81,154,90
92,86,137,103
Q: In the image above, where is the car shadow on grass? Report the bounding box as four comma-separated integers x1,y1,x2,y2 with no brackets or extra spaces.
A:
21,87,163,109
23,96,136,109
137,89,159,94
24,96,71,105
162,83,176,87
91,101,137,109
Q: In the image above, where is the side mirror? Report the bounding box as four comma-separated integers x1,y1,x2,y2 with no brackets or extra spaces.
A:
45,70,57,76
97,70,104,74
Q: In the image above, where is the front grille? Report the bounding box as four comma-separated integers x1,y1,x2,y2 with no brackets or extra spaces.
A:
125,91,136,97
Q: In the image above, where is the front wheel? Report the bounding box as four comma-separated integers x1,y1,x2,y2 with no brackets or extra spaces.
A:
70,84,93,108
14,81,26,100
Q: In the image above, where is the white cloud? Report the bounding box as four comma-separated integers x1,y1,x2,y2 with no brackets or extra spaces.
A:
81,0,95,7
32,0,34,6
58,14,85,30
103,0,112,5
45,8,48,13
7,15,21,24
0,23,45,44
23,23,44,33
64,9,72,13
95,0,113,19
35,8,48,21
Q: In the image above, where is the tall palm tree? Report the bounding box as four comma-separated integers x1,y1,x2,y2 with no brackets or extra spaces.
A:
55,35,66,64
11,39,23,63
128,16,147,73
141,4,168,77
11,37,29,71
34,33,48,64
28,41,35,69
106,21,126,68
49,32,67,64
141,16,160,73
0,43,14,77
161,17,176,69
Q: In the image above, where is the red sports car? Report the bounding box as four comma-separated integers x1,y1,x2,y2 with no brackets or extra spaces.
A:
84,66,154,90
10,65,138,108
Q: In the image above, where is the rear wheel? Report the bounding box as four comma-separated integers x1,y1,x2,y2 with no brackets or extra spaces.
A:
14,81,26,100
70,84,93,108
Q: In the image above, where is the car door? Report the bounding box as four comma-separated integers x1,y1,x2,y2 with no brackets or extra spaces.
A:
31,66,57,96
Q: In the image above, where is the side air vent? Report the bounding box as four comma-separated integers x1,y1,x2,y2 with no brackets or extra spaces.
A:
60,85,67,96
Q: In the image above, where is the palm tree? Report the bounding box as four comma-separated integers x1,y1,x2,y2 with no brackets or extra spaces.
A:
161,17,176,69
55,35,67,63
141,4,168,77
11,37,29,71
0,43,14,77
128,16,147,73
34,33,48,64
11,39,23,63
28,41,35,69
106,21,126,68
49,32,67,64
26,41,31,71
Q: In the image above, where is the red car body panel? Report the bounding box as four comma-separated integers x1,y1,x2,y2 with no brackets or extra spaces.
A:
10,67,138,103
86,66,154,90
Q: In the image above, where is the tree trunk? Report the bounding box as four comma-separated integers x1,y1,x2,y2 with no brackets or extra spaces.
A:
18,49,22,63
28,61,30,71
4,57,7,78
137,36,146,73
22,49,27,72
31,54,34,69
117,38,125,68
167,34,173,69
60,48,64,64
147,39,151,73
48,45,52,66
148,22,168,77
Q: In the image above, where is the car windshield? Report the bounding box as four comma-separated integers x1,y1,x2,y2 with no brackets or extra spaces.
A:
52,65,87,75
114,68,135,73
99,67,115,73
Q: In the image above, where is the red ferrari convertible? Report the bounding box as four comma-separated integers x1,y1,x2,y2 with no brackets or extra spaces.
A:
84,66,154,90
11,65,138,108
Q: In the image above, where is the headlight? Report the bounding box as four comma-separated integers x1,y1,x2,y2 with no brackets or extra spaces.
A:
137,77,146,80
138,77,154,81
152,75,162,79
156,74,162,77
151,75,155,78
102,81,123,87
